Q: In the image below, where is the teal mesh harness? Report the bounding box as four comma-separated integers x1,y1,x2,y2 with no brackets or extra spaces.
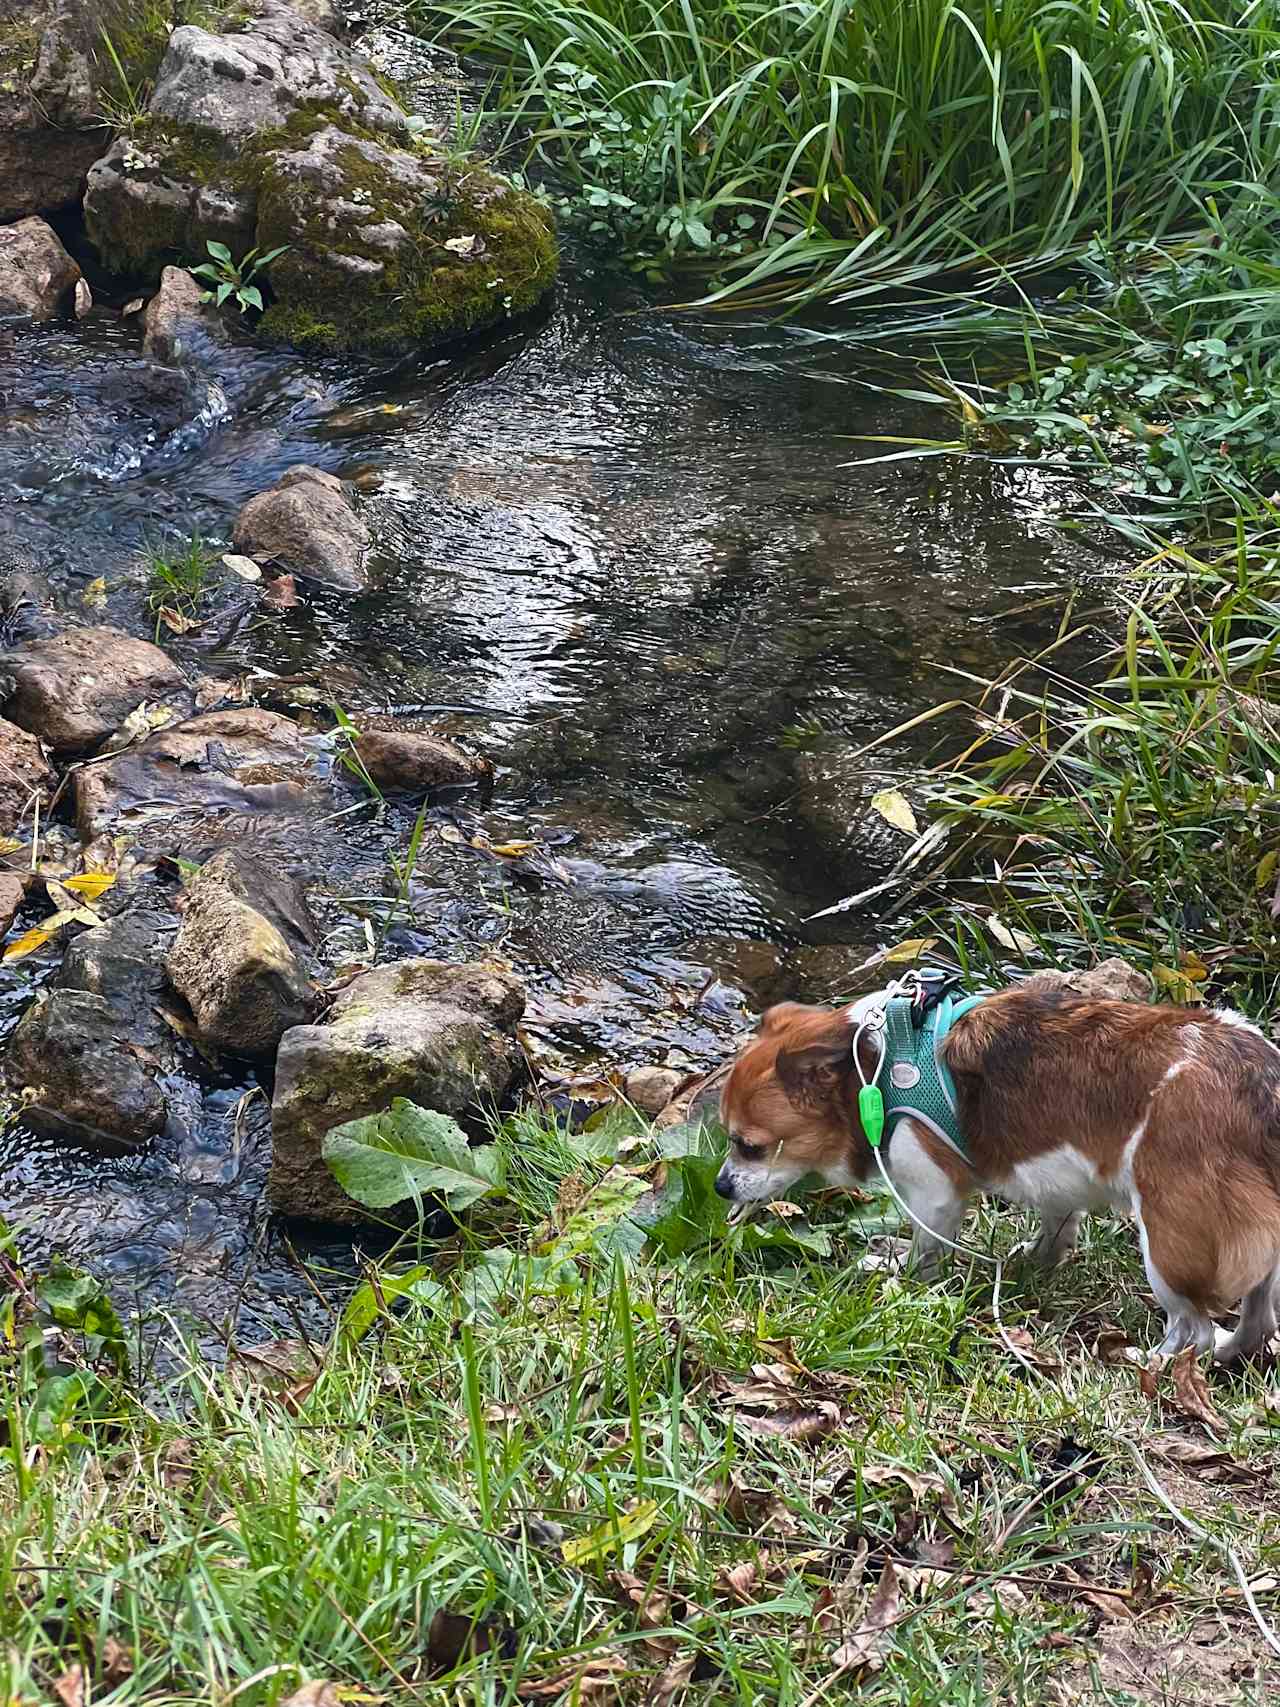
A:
873,992,985,1161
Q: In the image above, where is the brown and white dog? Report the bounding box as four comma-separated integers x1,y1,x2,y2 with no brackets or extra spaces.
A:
716,986,1280,1363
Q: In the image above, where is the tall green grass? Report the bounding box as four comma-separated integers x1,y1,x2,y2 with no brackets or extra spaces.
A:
412,0,1280,305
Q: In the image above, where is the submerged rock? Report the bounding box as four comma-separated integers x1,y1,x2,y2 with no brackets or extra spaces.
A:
0,870,23,936
269,958,524,1223
74,706,320,840
81,0,556,353
0,625,189,756
351,725,492,793
166,847,318,1058
142,264,230,366
232,466,369,590
0,716,54,833
0,217,82,319
6,909,175,1150
624,1065,682,1117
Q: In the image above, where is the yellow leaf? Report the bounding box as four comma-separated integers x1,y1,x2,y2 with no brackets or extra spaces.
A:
1257,850,1279,893
1152,963,1202,1005
61,871,117,902
986,916,1038,955
870,788,918,836
882,937,937,965
561,1501,659,1567
82,576,108,609
1181,950,1209,983
3,925,56,962
489,840,536,857
0,837,21,856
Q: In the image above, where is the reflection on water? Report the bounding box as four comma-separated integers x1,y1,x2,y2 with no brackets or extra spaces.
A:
0,251,1101,1345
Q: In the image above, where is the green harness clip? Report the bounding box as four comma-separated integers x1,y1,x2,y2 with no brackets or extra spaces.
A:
858,1083,885,1149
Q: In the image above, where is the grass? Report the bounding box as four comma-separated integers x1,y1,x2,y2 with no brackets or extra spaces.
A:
6,1107,1280,1706
409,0,1280,306
144,532,216,636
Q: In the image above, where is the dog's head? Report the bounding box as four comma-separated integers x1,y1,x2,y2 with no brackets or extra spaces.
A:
715,996,883,1203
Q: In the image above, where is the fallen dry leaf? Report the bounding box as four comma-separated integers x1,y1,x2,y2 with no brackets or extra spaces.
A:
159,1437,195,1490
738,1400,842,1442
716,1561,759,1605
280,1685,345,1707
483,1402,523,1425
157,605,200,634
718,1475,796,1535
1170,1346,1226,1437
100,1637,133,1686
646,1653,695,1705
1149,1436,1260,1482
518,1652,627,1699
870,787,917,836
860,1462,956,1512
609,1570,671,1632
52,1667,85,1707
222,553,262,582
1000,1325,1061,1375
830,1562,901,1674
1060,1566,1131,1622
263,573,299,608
1095,1327,1136,1364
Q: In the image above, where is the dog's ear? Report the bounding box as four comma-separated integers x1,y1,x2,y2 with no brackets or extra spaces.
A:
760,1002,809,1034
775,1040,853,1109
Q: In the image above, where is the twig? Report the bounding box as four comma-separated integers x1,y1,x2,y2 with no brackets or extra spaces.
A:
1127,1440,1280,1660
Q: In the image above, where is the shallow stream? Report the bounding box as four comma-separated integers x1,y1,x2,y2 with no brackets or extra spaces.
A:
0,217,1103,1348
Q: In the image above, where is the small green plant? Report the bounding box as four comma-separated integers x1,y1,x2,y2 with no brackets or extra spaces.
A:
144,531,215,635
191,240,289,314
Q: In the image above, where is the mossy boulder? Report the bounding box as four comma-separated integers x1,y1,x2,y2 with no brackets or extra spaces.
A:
269,958,525,1224
0,0,171,220
82,0,557,352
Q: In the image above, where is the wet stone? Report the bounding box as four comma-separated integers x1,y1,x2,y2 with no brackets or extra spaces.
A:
6,989,167,1152
0,715,54,834
74,707,321,842
166,848,318,1060
352,725,492,793
0,625,190,756
142,265,231,367
232,465,369,590
0,217,81,320
269,957,524,1224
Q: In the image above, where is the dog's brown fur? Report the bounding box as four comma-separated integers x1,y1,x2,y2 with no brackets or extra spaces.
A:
720,989,1280,1358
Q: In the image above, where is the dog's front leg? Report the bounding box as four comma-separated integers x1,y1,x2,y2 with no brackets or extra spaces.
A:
886,1119,967,1277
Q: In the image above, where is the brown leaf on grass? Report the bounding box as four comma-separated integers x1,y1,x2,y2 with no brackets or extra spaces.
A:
157,605,200,634
52,1667,85,1707
1149,1436,1260,1483
159,1437,195,1490
609,1569,672,1632
518,1652,628,1699
483,1402,523,1425
860,1462,957,1513
646,1653,696,1704
1138,1361,1161,1401
830,1562,901,1674
738,1400,842,1442
1060,1566,1131,1623
1095,1327,1137,1364
716,1561,759,1605
1000,1325,1061,1375
100,1637,133,1686
280,1685,343,1707
427,1607,513,1674
1170,1346,1226,1437
718,1475,796,1536
231,1338,319,1393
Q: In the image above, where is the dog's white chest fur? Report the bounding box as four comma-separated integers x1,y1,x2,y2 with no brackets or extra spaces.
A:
990,1144,1134,1214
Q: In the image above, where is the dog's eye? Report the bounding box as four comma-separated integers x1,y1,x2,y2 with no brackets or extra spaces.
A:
733,1136,767,1160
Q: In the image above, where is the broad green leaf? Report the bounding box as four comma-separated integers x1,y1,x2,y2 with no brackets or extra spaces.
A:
322,1100,502,1210
239,285,263,312
632,1152,728,1257
205,240,232,262
38,1260,128,1374
339,1263,445,1343
457,1248,580,1315
540,1166,651,1262
561,1500,659,1566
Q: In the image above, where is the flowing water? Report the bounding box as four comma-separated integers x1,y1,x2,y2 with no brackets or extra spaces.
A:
0,220,1103,1349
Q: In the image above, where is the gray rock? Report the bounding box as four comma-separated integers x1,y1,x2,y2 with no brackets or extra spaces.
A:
74,706,320,840
80,4,557,355
0,217,81,319
1020,958,1152,1003
7,988,166,1150
0,625,189,756
351,726,491,792
0,715,54,833
166,847,317,1058
0,0,142,220
269,957,524,1223
0,869,23,937
59,907,174,1044
146,3,401,147
232,465,369,589
625,1065,682,1117
142,265,230,365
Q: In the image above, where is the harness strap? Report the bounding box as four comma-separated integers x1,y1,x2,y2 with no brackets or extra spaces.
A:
877,992,984,1163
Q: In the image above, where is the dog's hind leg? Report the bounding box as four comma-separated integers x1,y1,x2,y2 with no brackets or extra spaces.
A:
1027,1208,1084,1269
1214,1259,1280,1366
1136,1207,1217,1358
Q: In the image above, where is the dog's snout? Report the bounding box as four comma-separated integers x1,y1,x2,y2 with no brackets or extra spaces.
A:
714,1168,737,1200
